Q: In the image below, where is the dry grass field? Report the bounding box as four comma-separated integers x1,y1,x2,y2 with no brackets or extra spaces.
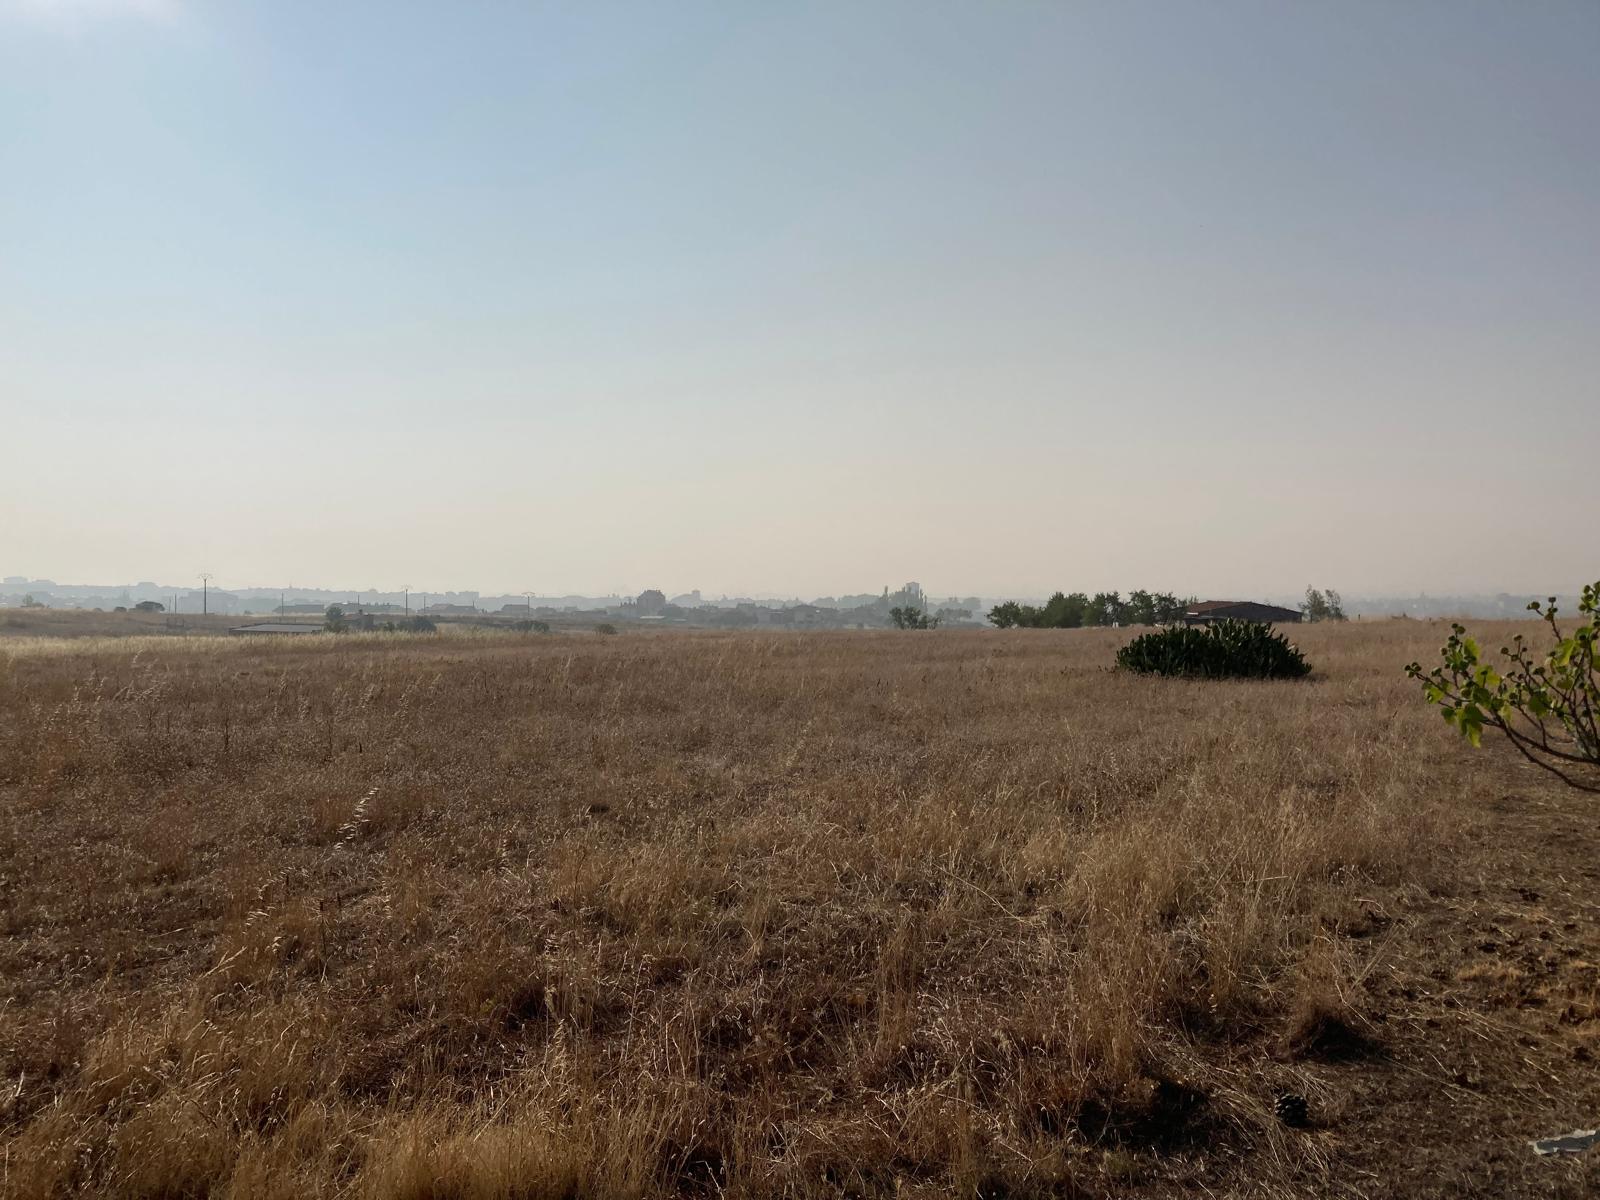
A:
3,619,1598,1198
0,610,245,640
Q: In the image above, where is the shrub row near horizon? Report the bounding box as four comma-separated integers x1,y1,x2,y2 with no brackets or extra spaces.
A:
987,585,1347,630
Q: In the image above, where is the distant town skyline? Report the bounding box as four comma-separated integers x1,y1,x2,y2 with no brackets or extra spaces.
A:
3,571,1587,623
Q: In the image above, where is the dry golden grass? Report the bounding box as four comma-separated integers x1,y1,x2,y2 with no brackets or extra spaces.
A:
0,608,244,640
0,620,1516,1196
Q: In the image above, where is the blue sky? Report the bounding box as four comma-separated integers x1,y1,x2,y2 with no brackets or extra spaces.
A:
3,1,1596,598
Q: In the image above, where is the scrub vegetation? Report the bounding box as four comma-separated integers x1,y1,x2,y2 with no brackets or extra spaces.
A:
0,619,1584,1197
1116,620,1312,680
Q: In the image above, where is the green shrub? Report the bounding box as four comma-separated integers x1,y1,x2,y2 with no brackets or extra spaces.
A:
1117,620,1311,680
1406,581,1598,792
889,606,938,629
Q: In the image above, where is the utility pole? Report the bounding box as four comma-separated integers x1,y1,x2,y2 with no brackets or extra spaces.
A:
199,572,213,615
401,585,412,616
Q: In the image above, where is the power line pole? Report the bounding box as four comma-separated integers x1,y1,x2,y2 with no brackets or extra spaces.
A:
199,572,213,615
402,585,412,617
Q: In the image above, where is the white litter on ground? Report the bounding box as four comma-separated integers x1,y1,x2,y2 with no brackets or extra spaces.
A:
1530,1129,1600,1157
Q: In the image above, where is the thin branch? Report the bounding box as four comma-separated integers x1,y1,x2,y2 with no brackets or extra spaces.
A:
1495,720,1600,793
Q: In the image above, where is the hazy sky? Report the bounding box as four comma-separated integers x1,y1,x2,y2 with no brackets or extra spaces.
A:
3,1,1596,600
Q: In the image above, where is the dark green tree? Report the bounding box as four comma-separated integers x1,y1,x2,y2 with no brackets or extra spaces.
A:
987,601,1023,628
1038,591,1073,628
890,606,938,630
1042,591,1089,628
1125,590,1157,626
1085,591,1124,626
1153,592,1186,624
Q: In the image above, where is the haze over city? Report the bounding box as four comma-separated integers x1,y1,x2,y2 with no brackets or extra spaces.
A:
4,0,1597,597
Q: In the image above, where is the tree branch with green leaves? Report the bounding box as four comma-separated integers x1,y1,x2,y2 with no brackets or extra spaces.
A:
1406,581,1600,792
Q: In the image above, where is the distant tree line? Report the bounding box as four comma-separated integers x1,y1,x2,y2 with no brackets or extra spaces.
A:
324,604,436,634
988,590,1188,629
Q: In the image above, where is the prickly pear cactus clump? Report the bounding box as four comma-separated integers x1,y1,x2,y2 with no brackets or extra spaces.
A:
1117,619,1311,680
